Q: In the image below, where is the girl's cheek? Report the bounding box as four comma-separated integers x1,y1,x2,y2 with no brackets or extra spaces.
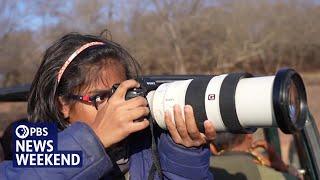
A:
69,104,98,124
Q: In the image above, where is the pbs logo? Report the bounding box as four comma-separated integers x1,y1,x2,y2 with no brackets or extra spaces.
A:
15,125,29,139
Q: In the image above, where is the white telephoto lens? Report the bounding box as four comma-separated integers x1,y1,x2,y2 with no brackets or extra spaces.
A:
145,68,307,134
147,80,192,130
204,74,228,132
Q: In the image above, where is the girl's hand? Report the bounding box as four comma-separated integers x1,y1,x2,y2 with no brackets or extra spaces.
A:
91,79,150,148
165,104,216,148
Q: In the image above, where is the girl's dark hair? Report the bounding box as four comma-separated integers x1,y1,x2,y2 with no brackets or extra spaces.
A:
27,33,141,129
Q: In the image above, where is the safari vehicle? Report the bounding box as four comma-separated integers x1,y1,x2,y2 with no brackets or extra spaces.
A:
0,84,319,180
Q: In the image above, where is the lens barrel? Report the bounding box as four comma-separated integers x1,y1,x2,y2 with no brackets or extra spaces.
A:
144,68,308,134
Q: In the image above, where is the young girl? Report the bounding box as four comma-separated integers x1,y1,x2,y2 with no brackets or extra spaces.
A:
2,33,216,179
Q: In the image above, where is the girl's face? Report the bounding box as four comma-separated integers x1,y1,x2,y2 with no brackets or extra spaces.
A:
61,60,127,125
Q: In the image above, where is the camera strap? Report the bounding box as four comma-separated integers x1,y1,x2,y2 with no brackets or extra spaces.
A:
147,116,164,180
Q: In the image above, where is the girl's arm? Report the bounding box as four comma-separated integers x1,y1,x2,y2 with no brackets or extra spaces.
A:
128,131,212,180
129,105,215,180
157,132,213,180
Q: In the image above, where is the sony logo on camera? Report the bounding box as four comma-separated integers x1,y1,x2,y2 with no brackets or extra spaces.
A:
13,122,82,168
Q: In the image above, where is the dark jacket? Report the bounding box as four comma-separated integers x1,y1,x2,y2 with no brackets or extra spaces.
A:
0,122,213,180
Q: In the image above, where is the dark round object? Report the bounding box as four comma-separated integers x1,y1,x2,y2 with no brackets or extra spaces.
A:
273,68,308,134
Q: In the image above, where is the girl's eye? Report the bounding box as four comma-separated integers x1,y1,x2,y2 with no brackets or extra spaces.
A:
95,95,105,102
94,91,111,103
95,96,102,102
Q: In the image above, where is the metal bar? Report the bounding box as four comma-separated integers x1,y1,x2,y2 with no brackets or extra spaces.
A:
0,84,30,102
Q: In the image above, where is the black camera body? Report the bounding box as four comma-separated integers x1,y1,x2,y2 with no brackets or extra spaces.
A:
111,83,148,100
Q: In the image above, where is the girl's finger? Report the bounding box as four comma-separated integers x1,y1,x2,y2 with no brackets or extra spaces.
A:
204,120,216,142
125,107,150,121
164,111,182,144
111,79,140,100
173,104,189,140
129,118,150,133
121,96,148,110
184,105,202,140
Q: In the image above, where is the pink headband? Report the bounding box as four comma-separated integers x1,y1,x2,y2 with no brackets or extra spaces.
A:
57,41,105,83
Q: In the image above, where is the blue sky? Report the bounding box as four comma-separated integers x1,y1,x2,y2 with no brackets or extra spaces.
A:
12,0,320,31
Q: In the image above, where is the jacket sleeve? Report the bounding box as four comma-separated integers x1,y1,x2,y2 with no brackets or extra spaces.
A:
129,130,213,180
0,122,113,180
157,133,213,180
